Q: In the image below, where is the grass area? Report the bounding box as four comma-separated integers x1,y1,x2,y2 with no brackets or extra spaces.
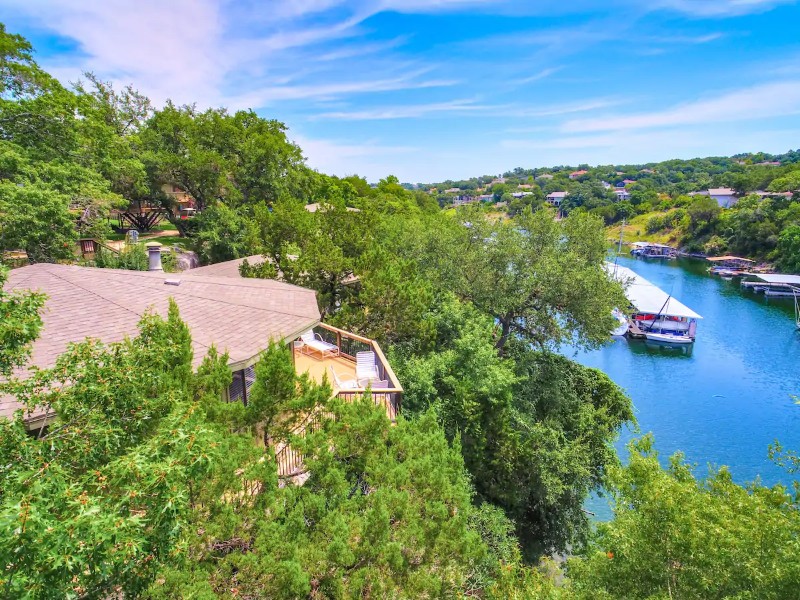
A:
150,235,190,249
605,211,682,246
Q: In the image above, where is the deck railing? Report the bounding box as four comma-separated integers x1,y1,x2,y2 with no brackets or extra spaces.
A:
275,323,403,478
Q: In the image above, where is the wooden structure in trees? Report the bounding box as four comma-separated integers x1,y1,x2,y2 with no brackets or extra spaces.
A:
112,199,169,232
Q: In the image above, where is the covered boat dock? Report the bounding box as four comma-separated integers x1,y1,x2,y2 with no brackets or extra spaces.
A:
741,273,800,297
606,263,703,341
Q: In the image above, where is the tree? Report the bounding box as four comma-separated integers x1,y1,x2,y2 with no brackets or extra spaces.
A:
427,207,627,354
0,182,77,263
568,436,800,600
0,265,44,376
395,297,633,559
147,399,533,599
0,302,224,598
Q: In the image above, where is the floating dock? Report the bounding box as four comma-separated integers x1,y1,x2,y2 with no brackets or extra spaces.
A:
741,273,800,297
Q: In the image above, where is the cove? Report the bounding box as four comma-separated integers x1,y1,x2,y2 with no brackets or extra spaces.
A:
575,255,800,517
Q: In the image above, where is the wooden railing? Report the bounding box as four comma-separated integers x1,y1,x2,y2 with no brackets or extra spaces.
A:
315,323,403,401
275,324,403,478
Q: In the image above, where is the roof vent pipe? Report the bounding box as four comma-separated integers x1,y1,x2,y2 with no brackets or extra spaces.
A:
146,242,163,272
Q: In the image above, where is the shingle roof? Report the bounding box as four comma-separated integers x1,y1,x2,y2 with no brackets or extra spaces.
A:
188,255,267,278
2,263,321,421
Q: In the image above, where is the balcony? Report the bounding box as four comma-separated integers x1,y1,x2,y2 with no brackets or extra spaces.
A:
292,323,402,422
275,324,403,479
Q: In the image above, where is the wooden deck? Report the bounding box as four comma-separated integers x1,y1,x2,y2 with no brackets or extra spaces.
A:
275,341,402,479
294,350,357,390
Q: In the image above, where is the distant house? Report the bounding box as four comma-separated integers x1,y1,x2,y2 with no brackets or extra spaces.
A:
517,184,533,189
623,179,636,186
511,192,533,198
477,194,494,201
444,187,461,194
569,170,588,180
546,191,567,207
755,161,781,167
490,177,507,185
535,174,554,180
614,189,631,201
708,188,738,208
305,203,360,213
601,181,612,190
640,168,655,174
453,196,478,207
615,182,626,188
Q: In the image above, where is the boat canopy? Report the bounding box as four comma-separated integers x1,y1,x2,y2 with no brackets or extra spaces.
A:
750,273,800,286
706,256,755,263
631,241,674,249
606,263,703,320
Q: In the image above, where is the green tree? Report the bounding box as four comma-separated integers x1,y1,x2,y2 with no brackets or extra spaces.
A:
568,436,800,600
427,207,627,354
0,302,224,598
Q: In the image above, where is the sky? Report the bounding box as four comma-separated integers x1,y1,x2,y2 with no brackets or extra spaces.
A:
2,0,800,183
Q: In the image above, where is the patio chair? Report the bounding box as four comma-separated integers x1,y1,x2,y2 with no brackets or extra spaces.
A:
328,365,358,390
300,329,340,359
356,351,380,385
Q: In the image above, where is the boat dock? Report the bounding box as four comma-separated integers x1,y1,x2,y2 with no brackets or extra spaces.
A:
606,263,703,342
741,273,800,297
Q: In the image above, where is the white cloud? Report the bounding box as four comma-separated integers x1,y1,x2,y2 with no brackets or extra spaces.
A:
651,0,796,17
312,99,497,120
563,81,800,133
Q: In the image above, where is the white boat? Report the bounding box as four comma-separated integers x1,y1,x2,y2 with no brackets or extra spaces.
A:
611,308,629,336
644,331,694,345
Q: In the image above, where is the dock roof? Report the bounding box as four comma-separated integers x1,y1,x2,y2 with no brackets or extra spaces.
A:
707,256,755,263
750,273,800,286
606,263,703,320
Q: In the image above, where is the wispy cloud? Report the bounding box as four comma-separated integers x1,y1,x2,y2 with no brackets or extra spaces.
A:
651,0,796,17
313,99,497,120
563,80,800,133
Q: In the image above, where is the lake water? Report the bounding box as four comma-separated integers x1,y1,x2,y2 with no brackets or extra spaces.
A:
576,255,800,516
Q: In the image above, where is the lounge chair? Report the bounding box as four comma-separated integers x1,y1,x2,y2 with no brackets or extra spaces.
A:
300,330,340,359
356,351,380,385
328,365,358,390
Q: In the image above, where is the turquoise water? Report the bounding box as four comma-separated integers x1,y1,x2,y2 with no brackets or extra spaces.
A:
575,256,800,515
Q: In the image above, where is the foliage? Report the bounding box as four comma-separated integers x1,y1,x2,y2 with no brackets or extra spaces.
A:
0,301,223,598
422,207,627,353
0,265,45,376
568,436,800,599
395,297,634,559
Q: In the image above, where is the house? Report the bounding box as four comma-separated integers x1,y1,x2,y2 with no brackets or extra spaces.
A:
304,203,361,213
569,170,588,180
613,189,631,201
490,177,507,185
755,161,781,166
535,174,554,180
546,191,567,206
453,196,478,207
623,179,636,186
517,184,533,189
708,187,738,208
511,192,533,198
640,168,655,174
444,187,462,194
2,249,402,475
601,181,612,190
161,183,195,209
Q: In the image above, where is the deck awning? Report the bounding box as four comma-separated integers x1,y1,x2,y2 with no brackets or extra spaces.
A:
750,273,800,286
606,263,703,319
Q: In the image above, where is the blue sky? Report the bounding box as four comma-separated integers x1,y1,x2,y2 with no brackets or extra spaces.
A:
2,0,800,182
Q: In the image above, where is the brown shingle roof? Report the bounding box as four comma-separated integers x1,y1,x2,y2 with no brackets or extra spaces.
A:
2,263,320,420
188,255,267,278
